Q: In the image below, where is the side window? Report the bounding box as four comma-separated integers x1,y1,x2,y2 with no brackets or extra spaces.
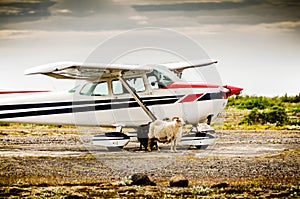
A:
147,75,159,89
92,82,108,96
112,80,125,95
126,77,145,92
80,82,97,95
69,85,80,93
112,77,146,95
147,70,173,89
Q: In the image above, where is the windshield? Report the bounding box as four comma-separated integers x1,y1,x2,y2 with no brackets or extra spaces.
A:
147,65,180,89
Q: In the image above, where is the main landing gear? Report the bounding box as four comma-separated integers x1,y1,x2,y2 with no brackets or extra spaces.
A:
92,131,131,150
92,122,216,151
183,115,215,149
183,123,216,150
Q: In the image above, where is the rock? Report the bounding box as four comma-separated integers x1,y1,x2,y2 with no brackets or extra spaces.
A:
211,182,229,189
131,173,156,186
169,175,189,187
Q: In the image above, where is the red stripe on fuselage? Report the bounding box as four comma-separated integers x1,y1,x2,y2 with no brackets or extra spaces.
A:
179,94,203,103
165,83,219,89
0,91,50,94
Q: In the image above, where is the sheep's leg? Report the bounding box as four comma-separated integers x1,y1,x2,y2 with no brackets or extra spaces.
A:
170,139,175,152
149,138,157,151
139,142,142,151
156,141,160,151
173,138,177,152
148,138,153,152
170,138,178,152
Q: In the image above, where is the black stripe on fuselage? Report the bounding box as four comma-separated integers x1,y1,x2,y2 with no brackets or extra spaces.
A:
0,95,180,111
0,96,181,119
197,92,225,101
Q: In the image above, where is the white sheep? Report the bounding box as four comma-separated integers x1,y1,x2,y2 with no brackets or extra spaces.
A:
147,117,184,152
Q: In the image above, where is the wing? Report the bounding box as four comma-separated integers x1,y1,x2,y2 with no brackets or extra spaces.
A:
24,62,152,80
24,59,216,80
162,59,217,74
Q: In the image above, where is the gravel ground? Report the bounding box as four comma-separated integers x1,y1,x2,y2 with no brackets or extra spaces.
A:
0,129,299,198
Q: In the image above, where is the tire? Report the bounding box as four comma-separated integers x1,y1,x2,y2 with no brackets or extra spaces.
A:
196,145,209,150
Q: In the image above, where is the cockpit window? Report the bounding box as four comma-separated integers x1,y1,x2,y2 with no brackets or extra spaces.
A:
148,75,159,89
147,69,174,89
126,77,145,92
112,77,145,95
69,85,80,93
80,82,97,96
79,82,109,96
92,82,109,96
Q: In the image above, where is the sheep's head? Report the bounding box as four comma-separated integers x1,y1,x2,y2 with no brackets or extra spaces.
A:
172,116,184,127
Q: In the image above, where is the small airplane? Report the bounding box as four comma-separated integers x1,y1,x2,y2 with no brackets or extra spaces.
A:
0,59,242,150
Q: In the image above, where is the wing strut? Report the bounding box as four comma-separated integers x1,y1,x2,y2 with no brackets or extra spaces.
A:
118,75,157,122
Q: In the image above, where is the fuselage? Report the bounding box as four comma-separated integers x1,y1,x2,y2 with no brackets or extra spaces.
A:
0,78,241,127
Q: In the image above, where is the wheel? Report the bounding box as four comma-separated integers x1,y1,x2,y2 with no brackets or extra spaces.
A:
93,132,130,148
107,146,123,151
195,145,209,150
196,132,207,137
105,132,130,139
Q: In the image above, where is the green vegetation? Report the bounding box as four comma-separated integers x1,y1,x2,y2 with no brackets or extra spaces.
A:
0,123,78,136
228,95,277,109
227,94,300,110
1,182,298,198
239,106,289,126
0,122,10,127
0,122,66,128
226,93,300,129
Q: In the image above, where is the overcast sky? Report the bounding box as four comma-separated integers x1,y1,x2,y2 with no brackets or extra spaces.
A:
0,0,299,96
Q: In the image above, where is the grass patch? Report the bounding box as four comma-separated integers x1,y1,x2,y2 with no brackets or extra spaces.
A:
0,123,80,136
1,181,298,198
225,94,300,130
214,106,300,130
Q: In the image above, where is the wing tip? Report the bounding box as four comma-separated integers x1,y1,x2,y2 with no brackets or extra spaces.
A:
24,61,81,75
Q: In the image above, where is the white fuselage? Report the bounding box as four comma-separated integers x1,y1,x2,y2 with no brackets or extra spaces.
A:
0,81,228,127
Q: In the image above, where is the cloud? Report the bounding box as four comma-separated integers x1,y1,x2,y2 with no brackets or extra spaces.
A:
0,0,142,31
129,15,148,21
0,29,32,39
129,15,149,25
131,0,263,11
129,0,300,32
0,0,139,30
261,20,300,32
0,29,122,42
0,0,55,28
117,0,245,6
0,6,22,15
1,0,299,34
51,0,123,17
53,9,72,15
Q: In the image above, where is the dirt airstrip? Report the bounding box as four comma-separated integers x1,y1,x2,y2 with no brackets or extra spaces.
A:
0,127,299,198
